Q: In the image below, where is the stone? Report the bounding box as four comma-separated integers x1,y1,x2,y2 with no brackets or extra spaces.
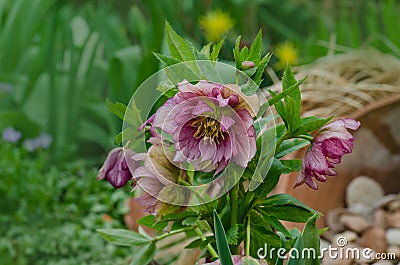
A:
372,261,394,265
333,231,358,245
387,245,400,259
388,200,400,213
358,247,377,264
360,227,387,253
346,176,385,213
374,194,399,209
374,209,387,229
340,214,371,234
386,212,400,228
326,208,347,232
386,229,400,246
348,203,375,220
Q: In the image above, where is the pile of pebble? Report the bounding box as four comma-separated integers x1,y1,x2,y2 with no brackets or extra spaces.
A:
321,176,400,265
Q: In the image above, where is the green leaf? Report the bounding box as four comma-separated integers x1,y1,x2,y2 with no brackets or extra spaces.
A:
287,234,305,265
258,194,321,223
275,138,309,159
165,21,195,61
292,116,334,136
257,77,306,118
182,216,200,226
97,229,152,247
211,38,225,61
285,96,301,133
263,215,291,238
137,214,168,232
105,98,125,120
255,158,283,198
153,52,180,66
161,211,199,223
129,242,156,265
302,215,320,265
226,224,239,245
233,36,242,68
213,210,233,265
185,236,214,249
281,160,302,174
247,29,262,64
282,64,299,102
253,53,272,86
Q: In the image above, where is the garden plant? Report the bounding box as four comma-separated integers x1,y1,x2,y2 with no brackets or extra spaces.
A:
97,23,360,265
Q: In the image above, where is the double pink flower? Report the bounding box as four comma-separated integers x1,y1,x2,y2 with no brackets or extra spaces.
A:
295,118,360,190
142,80,258,174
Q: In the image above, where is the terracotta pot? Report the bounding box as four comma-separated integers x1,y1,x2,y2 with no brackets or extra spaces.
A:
276,95,400,228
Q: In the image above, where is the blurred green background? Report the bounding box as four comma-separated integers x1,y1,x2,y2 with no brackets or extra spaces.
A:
1,0,399,264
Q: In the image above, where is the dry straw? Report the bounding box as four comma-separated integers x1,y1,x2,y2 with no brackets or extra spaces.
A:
267,49,400,118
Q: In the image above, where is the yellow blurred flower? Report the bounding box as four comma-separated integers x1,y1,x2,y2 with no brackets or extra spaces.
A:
199,10,234,43
275,41,298,69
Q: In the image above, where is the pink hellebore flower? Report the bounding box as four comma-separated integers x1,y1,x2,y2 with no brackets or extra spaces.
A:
141,80,259,173
132,138,183,215
295,118,360,190
97,147,138,189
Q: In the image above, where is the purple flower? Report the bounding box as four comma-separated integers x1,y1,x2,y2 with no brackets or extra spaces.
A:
295,118,360,190
132,138,183,215
2,127,21,143
97,147,138,189
22,133,53,152
141,80,259,174
35,133,52,149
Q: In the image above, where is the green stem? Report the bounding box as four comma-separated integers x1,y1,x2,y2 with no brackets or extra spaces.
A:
230,183,239,227
155,227,192,241
246,215,251,256
296,134,314,142
230,183,240,255
194,227,219,258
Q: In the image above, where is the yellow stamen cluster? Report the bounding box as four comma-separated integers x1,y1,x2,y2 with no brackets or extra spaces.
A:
192,117,225,144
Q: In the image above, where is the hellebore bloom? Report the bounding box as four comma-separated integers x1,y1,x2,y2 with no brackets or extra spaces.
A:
141,80,258,174
2,127,22,143
97,147,138,189
295,118,360,190
132,138,184,215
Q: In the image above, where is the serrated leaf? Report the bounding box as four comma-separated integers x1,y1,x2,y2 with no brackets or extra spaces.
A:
201,43,212,58
161,211,199,222
165,21,195,61
234,36,242,68
213,210,233,265
211,38,225,61
106,98,126,120
129,242,156,265
185,236,214,249
247,29,262,64
262,215,291,238
258,194,321,223
226,224,239,245
285,96,301,133
97,229,151,246
292,116,334,136
275,138,309,159
253,53,272,86
281,159,302,174
182,216,200,226
153,52,180,66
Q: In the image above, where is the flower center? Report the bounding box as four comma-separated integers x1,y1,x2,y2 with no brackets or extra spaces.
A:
192,116,225,144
